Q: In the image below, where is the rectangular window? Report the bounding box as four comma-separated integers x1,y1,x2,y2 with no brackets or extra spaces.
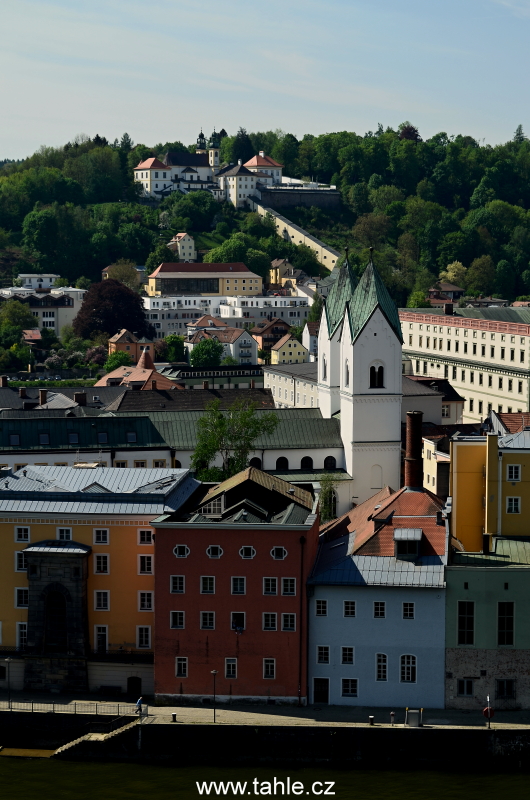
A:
263,577,277,595
458,601,474,645
442,405,450,418
507,465,521,482
15,526,29,542
452,366,456,379
95,590,109,610
316,600,327,616
95,554,109,574
263,658,275,679
134,461,147,469
16,551,27,571
282,613,296,631
17,621,27,650
507,497,521,514
342,679,358,697
496,679,515,699
175,656,187,677
263,613,277,631
9,434,20,445
225,658,237,679
499,377,503,390
498,601,514,646
374,601,385,618
115,461,127,468
68,433,79,444
139,555,153,574
341,646,354,665
201,611,215,630
461,370,465,382
201,576,215,594
38,433,50,445
491,347,495,358
153,459,167,468
501,347,505,360
57,528,72,541
97,432,108,444
403,602,415,620
344,601,356,617
317,646,330,664
479,401,483,414
139,591,153,611
400,655,417,683
231,577,246,595
519,381,523,393
16,588,29,607
458,679,473,696
479,373,483,385
521,352,525,363
282,578,296,596
231,612,245,631
94,529,108,544
171,575,185,593
469,399,474,413
170,611,184,629
138,530,153,544
376,653,387,681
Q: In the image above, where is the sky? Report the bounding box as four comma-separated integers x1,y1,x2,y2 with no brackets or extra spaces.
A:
2,0,530,159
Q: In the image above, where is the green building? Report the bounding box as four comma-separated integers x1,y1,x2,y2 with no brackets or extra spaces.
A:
445,538,530,710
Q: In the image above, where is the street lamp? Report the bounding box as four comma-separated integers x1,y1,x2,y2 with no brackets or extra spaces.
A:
5,658,12,710
211,670,218,724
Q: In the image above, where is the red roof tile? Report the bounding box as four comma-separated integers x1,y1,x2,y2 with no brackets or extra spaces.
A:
135,158,168,170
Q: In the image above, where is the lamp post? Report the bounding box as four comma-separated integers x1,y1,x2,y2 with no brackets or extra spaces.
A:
211,670,218,724
5,658,12,710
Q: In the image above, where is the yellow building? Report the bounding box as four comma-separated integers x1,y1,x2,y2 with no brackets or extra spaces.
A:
450,431,530,551
146,263,263,297
0,465,197,694
270,334,309,365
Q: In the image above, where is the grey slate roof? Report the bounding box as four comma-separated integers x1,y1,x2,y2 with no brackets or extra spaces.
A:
7,465,188,494
263,363,318,382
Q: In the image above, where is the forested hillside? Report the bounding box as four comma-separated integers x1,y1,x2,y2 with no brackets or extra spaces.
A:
2,124,530,304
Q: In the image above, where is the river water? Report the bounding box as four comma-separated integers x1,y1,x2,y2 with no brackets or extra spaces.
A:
0,760,527,800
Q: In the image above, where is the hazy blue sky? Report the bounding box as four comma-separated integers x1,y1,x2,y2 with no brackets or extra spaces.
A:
2,0,530,159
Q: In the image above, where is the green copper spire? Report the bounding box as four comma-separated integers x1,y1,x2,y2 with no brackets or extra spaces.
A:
324,250,358,337
348,249,403,343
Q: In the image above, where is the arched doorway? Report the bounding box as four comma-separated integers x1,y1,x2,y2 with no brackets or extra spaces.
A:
324,456,336,470
276,457,289,470
301,456,313,470
44,590,68,653
249,457,262,469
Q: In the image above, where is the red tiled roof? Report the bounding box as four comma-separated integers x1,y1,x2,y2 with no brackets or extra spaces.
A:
189,328,243,345
244,154,283,168
189,315,227,328
135,158,168,170
306,322,320,336
22,328,42,341
497,412,530,433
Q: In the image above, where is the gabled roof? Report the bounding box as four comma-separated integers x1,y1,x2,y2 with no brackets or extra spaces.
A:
219,164,255,177
188,315,227,329
324,256,358,337
135,158,168,170
108,329,138,344
201,467,313,510
348,258,403,344
189,328,243,345
306,322,320,336
22,329,42,342
495,411,530,434
244,154,283,168
149,262,253,279
271,333,303,350
250,318,290,335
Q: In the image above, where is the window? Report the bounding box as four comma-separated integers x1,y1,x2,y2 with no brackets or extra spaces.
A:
376,653,387,681
134,461,146,469
488,375,492,387
522,352,525,363
342,679,358,697
139,591,153,611
201,576,215,594
206,545,223,559
225,658,237,679
38,433,50,445
97,432,108,444
403,602,415,620
263,578,277,595
343,600,356,617
458,601,474,645
316,600,327,616
95,555,109,574
16,588,29,607
263,659,275,679
231,612,245,631
139,530,152,544
68,433,79,444
126,432,137,443
201,611,215,629
498,601,514,646
499,377,503,390
153,460,166,468
263,613,277,631
171,611,184,629
491,347,495,358
15,526,29,542
115,461,127,468
507,465,521,482
282,578,296,596
469,399,474,413
369,365,384,388
95,590,109,610
458,679,473,696
175,656,187,677
374,601,385,618
400,654,417,683
201,497,222,516
139,555,153,574
231,576,246,595
239,546,256,559
57,528,72,541
282,613,296,631
342,647,354,665
15,551,27,571
173,545,190,558
317,646,330,663
507,497,521,514
94,529,108,544
9,434,20,445
171,576,185,594
496,679,515,699
271,546,287,560
479,400,483,414
519,381,523,393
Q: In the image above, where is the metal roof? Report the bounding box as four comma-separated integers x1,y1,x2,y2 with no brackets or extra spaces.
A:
394,528,423,541
452,537,530,567
499,431,530,449
24,540,92,554
8,466,188,494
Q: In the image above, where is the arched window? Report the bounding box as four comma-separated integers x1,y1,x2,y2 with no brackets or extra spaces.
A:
369,365,385,388
345,360,349,387
400,655,417,683
322,355,327,381
324,456,336,470
249,457,262,469
370,465,383,489
301,456,313,470
276,456,289,470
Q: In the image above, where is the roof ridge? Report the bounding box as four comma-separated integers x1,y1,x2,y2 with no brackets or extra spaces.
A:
348,255,403,344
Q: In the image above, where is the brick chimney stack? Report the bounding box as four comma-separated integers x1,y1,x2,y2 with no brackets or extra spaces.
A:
404,410,423,489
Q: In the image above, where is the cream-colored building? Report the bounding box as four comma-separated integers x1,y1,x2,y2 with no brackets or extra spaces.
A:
215,163,270,209
270,334,309,365
263,363,320,409
0,287,87,332
166,233,197,262
244,152,283,184
400,308,530,423
146,263,263,297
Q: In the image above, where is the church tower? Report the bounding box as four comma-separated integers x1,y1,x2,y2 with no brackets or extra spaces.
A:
196,130,207,154
208,129,221,169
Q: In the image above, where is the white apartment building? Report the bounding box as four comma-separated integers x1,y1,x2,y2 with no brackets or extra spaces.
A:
17,274,61,289
0,287,87,332
166,233,197,262
400,308,530,422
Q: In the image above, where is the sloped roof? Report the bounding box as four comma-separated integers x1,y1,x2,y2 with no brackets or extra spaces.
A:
189,315,227,328
495,412,530,434
202,467,313,509
244,154,283,168
271,333,305,351
22,328,42,342
135,158,168,170
108,329,138,344
306,322,320,336
324,256,358,337
406,377,464,402
401,377,443,397
137,349,155,370
149,262,253,279
189,328,243,344
219,164,255,177
250,318,290,334
348,258,403,344
105,388,275,413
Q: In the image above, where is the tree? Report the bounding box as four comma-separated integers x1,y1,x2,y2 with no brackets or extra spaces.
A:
191,398,278,478
54,277,70,287
75,276,92,289
221,355,239,365
495,259,516,299
514,125,527,143
439,261,467,287
232,128,254,164
72,279,151,339
0,299,37,329
406,291,431,308
465,255,496,297
258,348,270,363
144,241,179,273
104,259,140,290
189,338,224,367
289,325,304,343
104,350,132,372
319,473,338,522
353,213,392,247
307,293,323,323
165,333,185,362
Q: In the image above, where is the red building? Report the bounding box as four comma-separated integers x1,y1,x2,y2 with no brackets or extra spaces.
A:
152,468,319,704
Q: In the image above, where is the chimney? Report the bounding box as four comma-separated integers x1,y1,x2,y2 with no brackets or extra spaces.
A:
151,380,157,391
0,376,8,388
444,303,454,315
404,410,423,489
74,391,87,406
238,159,242,166
259,151,265,157
39,389,47,406
202,380,209,390
18,387,27,398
